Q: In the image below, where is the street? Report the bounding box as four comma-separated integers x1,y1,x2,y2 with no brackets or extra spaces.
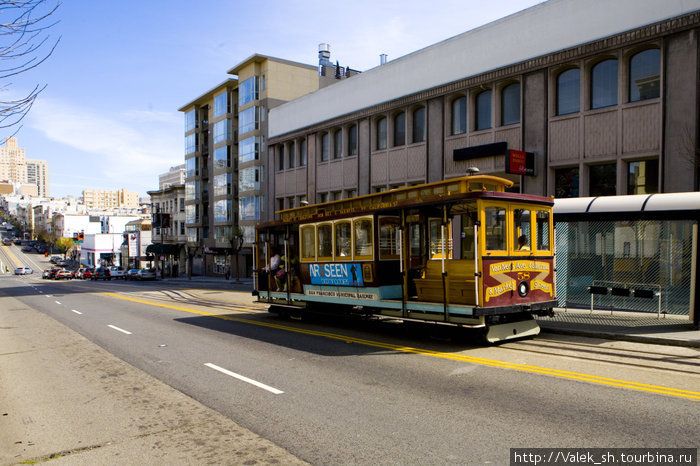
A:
1,245,699,464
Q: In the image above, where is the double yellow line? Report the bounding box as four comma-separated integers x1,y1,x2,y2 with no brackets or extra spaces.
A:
1,244,23,270
105,292,700,400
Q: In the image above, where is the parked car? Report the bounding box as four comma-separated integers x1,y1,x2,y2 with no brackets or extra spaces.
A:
14,266,33,275
54,269,74,280
126,269,140,280
2,238,11,246
92,267,111,280
107,266,126,279
75,268,94,279
49,255,62,264
136,269,157,280
21,245,32,252
42,268,60,279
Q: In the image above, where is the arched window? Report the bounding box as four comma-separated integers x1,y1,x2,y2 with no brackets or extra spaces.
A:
629,49,660,102
394,112,405,146
557,68,580,115
321,132,330,161
591,59,618,109
452,96,466,135
376,117,387,150
501,83,520,125
333,129,342,159
412,107,425,143
476,90,492,131
348,124,358,156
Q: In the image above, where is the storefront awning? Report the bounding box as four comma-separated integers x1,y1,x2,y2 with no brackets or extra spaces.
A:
145,243,182,255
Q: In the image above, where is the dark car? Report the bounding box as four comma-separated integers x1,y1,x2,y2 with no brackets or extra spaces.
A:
92,267,111,280
21,245,32,252
42,268,60,279
126,269,140,280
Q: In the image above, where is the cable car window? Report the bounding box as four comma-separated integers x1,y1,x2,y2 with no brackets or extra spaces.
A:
335,221,352,260
484,206,506,251
379,217,400,259
513,208,531,252
301,225,315,261
354,218,373,259
317,223,333,259
429,218,453,259
460,214,475,260
536,211,550,251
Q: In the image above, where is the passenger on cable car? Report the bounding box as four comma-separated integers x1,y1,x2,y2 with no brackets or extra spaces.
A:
517,235,530,251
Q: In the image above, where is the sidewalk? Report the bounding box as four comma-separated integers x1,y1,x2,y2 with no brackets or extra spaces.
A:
0,292,308,466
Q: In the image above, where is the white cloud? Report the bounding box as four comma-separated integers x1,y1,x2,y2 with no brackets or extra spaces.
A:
27,97,181,194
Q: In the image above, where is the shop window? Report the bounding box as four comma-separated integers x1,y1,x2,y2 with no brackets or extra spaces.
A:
628,159,658,194
589,163,617,196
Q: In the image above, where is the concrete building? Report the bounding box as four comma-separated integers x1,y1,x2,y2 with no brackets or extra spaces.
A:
178,55,319,277
0,137,27,184
158,164,186,189
26,159,49,198
147,183,186,277
267,0,700,216
82,188,140,210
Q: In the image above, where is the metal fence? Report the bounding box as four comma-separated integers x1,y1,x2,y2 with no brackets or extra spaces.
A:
555,219,696,315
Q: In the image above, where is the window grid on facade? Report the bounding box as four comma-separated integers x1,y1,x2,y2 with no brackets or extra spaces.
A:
333,129,342,159
452,96,466,135
557,68,580,115
629,48,660,102
591,59,618,109
501,83,520,126
376,118,387,150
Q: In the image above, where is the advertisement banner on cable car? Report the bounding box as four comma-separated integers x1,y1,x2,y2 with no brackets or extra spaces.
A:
481,258,554,306
309,263,364,286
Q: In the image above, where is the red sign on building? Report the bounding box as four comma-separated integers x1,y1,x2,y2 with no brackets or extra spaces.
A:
506,149,535,176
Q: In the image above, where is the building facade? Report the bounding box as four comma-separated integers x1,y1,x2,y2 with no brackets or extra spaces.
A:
178,55,319,277
0,137,27,184
83,188,140,210
147,183,186,277
267,0,700,218
26,159,49,198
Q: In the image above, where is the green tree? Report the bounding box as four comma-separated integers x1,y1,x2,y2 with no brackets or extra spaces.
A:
55,236,73,258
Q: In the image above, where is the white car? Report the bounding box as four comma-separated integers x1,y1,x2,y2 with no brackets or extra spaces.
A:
107,266,126,279
14,267,33,275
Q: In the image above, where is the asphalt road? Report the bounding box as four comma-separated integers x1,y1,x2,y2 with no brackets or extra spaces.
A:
1,244,699,464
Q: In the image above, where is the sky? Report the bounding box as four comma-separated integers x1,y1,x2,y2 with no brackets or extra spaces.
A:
6,0,544,199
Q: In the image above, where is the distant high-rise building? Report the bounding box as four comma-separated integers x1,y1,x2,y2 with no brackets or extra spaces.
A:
26,159,50,197
0,137,27,184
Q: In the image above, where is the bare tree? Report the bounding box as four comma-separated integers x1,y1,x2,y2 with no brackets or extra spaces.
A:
0,0,61,137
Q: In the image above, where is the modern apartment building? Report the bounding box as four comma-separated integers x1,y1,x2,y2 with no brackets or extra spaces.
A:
26,159,49,197
267,0,700,213
178,55,319,277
